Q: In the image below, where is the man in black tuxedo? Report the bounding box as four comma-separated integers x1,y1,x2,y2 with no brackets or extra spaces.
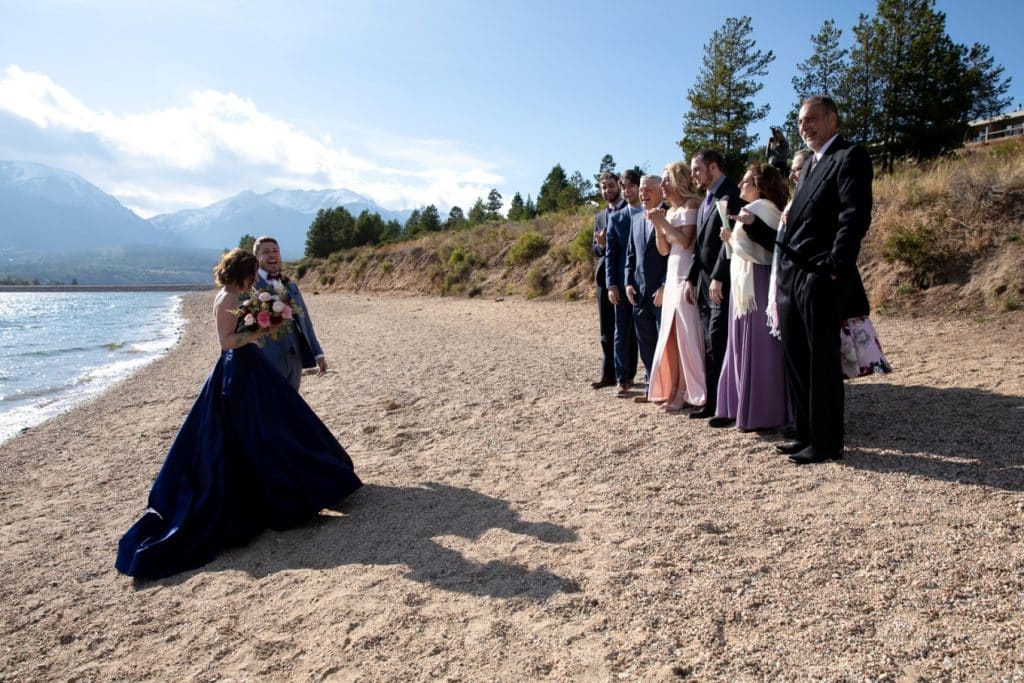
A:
775,96,873,464
590,171,626,389
684,150,742,419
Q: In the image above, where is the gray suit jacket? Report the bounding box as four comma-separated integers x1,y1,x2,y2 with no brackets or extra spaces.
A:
255,276,323,373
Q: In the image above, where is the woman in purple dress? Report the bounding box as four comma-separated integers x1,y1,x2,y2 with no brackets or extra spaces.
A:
710,163,793,431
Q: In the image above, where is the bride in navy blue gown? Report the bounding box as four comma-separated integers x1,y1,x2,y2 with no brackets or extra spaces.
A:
116,248,362,579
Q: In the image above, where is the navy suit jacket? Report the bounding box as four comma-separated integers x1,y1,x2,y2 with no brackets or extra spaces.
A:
255,276,323,371
604,204,637,291
625,206,668,302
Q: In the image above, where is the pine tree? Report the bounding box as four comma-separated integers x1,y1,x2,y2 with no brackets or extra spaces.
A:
485,189,503,219
679,16,775,180
467,198,487,225
238,233,257,252
404,208,423,236
380,219,402,242
593,154,616,185
836,13,884,147
354,210,384,246
964,42,1012,120
420,205,442,232
845,0,1012,171
446,206,466,230
305,208,339,257
786,19,848,150
507,192,527,222
524,195,537,219
536,165,570,214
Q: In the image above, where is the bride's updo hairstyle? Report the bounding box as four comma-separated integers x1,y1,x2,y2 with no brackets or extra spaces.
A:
662,161,701,203
213,248,259,287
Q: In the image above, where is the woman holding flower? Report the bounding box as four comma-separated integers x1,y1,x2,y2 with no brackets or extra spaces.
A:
116,248,361,580
710,163,793,431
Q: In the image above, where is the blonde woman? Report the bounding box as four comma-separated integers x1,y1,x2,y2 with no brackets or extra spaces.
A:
644,162,706,410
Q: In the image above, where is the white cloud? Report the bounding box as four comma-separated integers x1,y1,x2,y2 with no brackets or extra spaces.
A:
0,65,503,214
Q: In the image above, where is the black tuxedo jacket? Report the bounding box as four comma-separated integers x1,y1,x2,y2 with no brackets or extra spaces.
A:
778,135,873,296
592,199,625,287
686,176,743,296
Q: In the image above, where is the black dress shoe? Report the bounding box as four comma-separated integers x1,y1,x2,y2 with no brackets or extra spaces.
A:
590,377,616,389
688,407,715,419
774,440,807,455
707,416,735,428
788,446,843,465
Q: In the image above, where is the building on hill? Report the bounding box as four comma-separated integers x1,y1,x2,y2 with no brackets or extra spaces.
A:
967,107,1024,146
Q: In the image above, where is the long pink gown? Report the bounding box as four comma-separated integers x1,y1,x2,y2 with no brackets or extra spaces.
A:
647,207,706,406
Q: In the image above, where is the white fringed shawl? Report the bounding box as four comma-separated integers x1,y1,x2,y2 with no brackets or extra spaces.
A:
728,198,781,318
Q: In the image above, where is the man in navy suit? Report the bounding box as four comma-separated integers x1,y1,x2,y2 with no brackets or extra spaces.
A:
684,150,742,419
253,235,326,390
775,96,873,464
590,171,626,389
605,169,642,395
625,175,669,396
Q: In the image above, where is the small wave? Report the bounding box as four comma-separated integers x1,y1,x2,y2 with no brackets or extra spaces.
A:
1,383,63,402
104,341,127,351
17,345,93,357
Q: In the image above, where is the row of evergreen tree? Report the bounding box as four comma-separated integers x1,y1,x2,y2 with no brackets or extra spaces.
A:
681,0,1011,178
293,162,603,258
291,0,1011,259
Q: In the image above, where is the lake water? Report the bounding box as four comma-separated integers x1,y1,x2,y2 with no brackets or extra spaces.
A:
0,291,184,444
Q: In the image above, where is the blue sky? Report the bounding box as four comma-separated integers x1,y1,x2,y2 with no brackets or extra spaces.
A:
1,0,1021,218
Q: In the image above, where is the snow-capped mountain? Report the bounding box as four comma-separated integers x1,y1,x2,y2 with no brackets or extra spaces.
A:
0,160,414,260
0,161,164,249
149,189,413,258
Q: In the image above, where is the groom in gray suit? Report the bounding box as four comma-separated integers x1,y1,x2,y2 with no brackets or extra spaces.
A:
253,236,326,390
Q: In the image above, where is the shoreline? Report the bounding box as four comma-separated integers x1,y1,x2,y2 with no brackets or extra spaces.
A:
0,290,194,445
2,293,1023,680
0,283,217,293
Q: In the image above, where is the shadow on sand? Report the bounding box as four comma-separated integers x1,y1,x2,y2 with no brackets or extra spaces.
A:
839,382,1024,490
156,482,579,599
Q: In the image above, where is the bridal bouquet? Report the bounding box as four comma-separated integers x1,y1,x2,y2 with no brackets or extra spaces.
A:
234,285,304,341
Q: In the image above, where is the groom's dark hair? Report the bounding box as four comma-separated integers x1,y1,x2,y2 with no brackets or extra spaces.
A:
252,236,279,254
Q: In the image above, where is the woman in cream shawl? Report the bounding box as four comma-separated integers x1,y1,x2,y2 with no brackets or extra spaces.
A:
709,163,793,431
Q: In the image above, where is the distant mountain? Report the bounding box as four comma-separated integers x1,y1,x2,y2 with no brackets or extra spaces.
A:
0,161,165,250
149,189,414,258
0,159,417,268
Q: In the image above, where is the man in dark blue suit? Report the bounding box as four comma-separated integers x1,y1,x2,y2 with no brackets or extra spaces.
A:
589,171,626,389
605,170,642,395
776,96,873,464
253,236,326,390
625,174,669,397
684,150,742,419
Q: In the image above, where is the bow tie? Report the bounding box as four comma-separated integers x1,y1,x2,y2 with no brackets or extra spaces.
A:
267,272,282,280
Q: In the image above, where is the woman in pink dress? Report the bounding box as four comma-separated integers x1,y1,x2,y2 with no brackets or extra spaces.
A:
645,162,707,411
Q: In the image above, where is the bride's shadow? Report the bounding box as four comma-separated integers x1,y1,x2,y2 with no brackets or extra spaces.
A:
838,382,1024,490
166,482,580,599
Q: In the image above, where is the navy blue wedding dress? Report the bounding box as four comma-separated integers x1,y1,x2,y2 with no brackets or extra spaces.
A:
116,343,362,579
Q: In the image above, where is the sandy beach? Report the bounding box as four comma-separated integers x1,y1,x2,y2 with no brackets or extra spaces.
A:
2,291,1023,681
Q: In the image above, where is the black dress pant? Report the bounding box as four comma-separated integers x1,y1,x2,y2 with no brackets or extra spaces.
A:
697,291,729,409
778,269,845,453
596,284,616,380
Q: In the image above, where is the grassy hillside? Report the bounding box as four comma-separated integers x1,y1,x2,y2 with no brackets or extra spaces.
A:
290,140,1024,317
